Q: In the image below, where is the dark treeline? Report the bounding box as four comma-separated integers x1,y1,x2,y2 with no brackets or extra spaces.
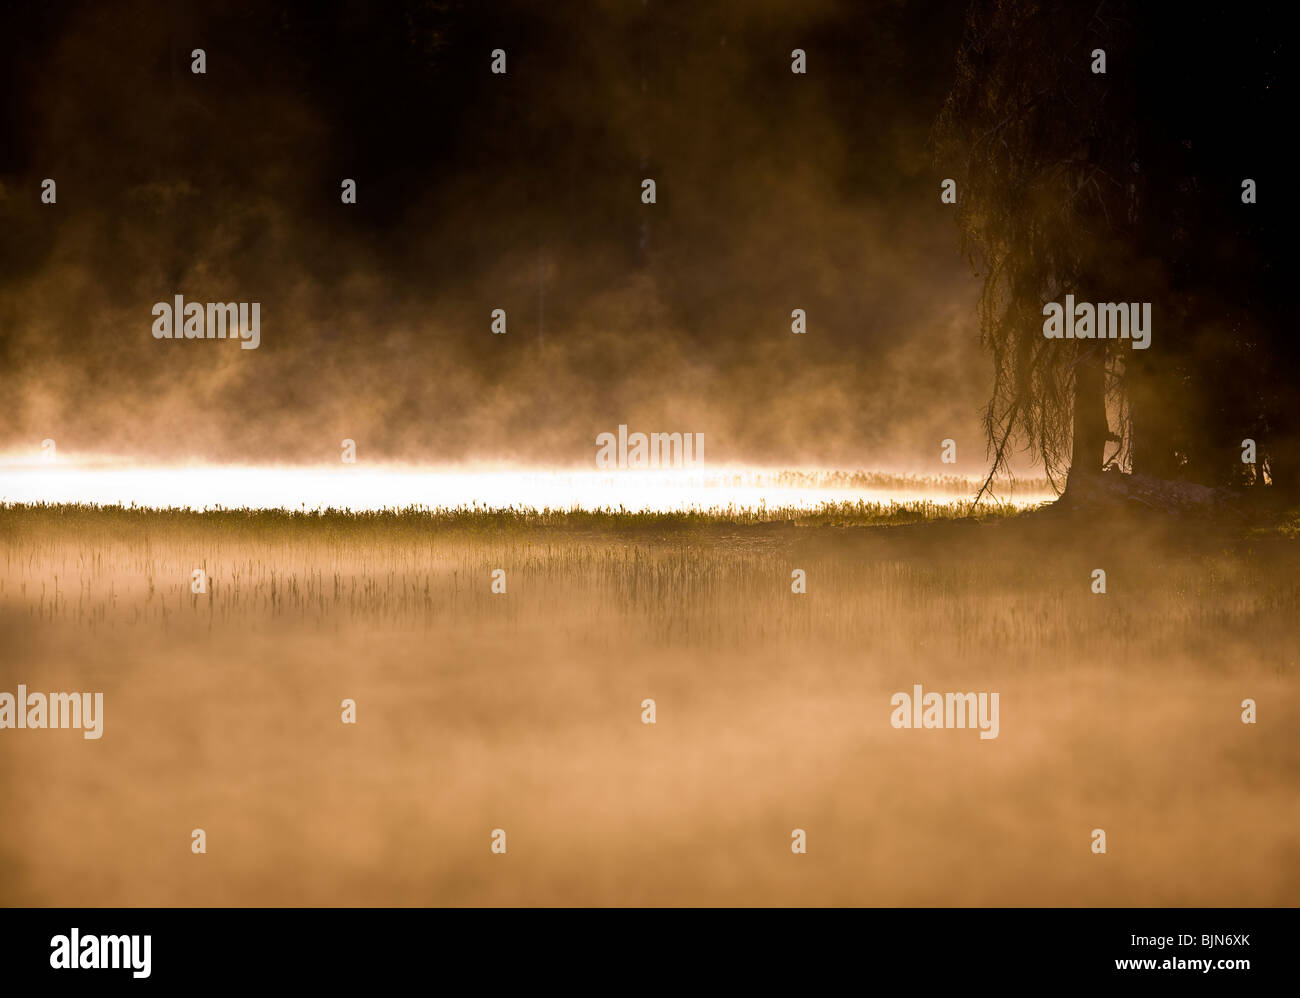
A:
936,0,1288,498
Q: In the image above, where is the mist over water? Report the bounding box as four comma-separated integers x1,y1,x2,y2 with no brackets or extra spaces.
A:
0,458,1051,512
4,498,1295,906
6,0,1290,918
0,2,996,477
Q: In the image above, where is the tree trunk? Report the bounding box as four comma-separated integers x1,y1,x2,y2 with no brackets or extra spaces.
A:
1064,342,1108,496
1266,433,1300,503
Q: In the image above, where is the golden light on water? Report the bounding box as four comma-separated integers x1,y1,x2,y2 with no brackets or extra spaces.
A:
0,457,1050,512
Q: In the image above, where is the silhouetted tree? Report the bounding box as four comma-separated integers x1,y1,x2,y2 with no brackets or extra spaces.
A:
936,0,1287,500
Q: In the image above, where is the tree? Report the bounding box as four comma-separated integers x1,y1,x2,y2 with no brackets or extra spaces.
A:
936,0,1288,501
935,0,1140,499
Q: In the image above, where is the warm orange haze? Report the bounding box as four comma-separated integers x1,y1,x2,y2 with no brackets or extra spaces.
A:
0,0,1294,946
2,473,1296,905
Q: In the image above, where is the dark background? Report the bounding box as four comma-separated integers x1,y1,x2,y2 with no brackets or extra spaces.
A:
0,1,1016,470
